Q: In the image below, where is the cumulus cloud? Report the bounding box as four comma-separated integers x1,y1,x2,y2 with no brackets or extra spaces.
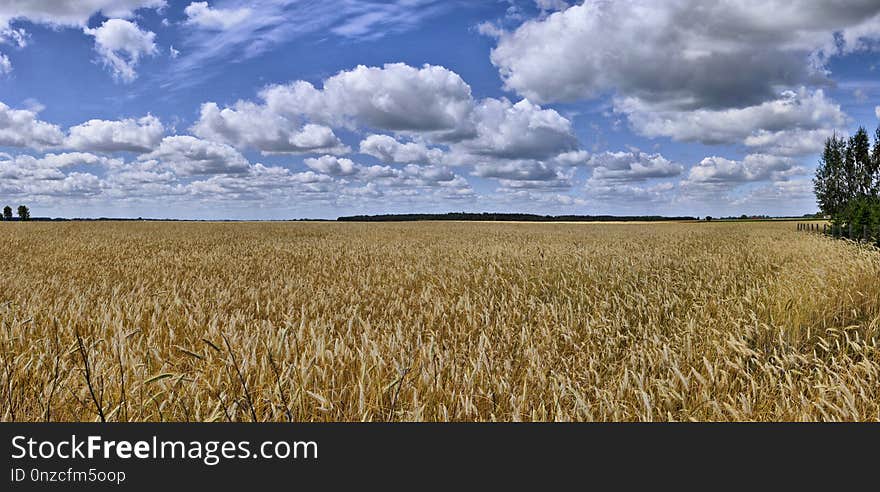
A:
66,115,164,153
495,175,574,191
104,160,177,193
188,165,338,199
1,27,28,48
192,101,349,155
140,136,250,176
382,165,469,191
0,101,64,149
476,21,505,39
0,152,111,184
617,88,847,147
584,181,676,204
453,98,577,160
359,134,443,164
743,128,840,157
301,151,470,195
261,63,474,137
184,2,251,30
491,1,880,107
587,151,683,182
0,168,104,198
344,162,471,195
551,150,590,167
0,1,165,29
685,154,805,184
473,159,565,182
0,2,164,82
730,179,815,210
304,155,359,176
83,19,157,82
197,63,581,171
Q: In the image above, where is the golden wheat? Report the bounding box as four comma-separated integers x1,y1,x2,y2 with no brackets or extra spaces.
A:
1,220,879,421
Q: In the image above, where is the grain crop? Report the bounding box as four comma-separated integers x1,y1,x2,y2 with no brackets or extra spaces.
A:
2,220,879,421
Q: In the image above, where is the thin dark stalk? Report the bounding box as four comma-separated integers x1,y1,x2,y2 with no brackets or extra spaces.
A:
117,342,126,422
387,367,411,422
223,334,258,422
75,329,106,422
261,338,292,422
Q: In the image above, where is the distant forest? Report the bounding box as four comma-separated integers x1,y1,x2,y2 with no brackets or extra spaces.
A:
337,213,698,222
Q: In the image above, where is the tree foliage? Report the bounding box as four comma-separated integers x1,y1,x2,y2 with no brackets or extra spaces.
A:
814,126,880,230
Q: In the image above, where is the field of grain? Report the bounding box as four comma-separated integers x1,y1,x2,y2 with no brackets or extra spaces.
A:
2,221,880,421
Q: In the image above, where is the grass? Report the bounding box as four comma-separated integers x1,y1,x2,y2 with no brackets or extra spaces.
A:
1,220,879,421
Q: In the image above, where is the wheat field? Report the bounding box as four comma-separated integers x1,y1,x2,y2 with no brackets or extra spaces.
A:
2,220,879,422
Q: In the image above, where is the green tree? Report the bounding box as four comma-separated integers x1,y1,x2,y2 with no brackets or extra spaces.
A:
2,206,11,221
16,205,29,221
873,126,880,196
814,134,847,222
851,127,873,198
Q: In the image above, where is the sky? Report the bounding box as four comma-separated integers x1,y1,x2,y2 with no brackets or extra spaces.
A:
0,0,879,219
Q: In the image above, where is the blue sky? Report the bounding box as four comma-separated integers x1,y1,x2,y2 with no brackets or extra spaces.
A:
0,0,879,219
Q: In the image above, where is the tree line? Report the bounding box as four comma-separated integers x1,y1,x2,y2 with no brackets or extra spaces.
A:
0,205,30,221
814,125,880,230
337,212,698,222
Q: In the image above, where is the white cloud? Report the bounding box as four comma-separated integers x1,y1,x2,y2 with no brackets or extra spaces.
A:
304,155,359,176
743,128,839,157
140,136,250,176
359,134,443,164
163,1,454,90
473,159,565,182
349,163,470,194
104,160,176,192
84,19,157,83
0,1,163,83
261,63,474,137
184,2,251,30
616,88,846,146
534,0,569,12
1,27,28,48
0,101,65,149
289,124,349,155
551,150,590,167
169,45,179,58
192,101,349,155
0,169,104,198
35,152,114,168
188,165,339,199
199,63,581,172
685,154,804,184
66,115,165,153
584,181,675,204
730,179,815,210
0,1,165,29
587,151,683,182
452,98,577,160
490,1,880,106
476,21,505,39
0,152,110,183
330,0,449,40
876,106,880,120
302,153,470,195
387,165,465,189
